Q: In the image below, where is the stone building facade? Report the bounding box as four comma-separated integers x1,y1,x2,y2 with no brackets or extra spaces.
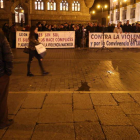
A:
0,0,94,27
110,0,140,24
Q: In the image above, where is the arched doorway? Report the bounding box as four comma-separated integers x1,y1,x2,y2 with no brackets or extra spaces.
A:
14,5,25,24
11,2,29,26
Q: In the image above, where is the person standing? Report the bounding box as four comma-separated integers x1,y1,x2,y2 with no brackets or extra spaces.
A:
10,23,16,48
113,23,123,33
0,32,13,129
2,23,10,42
76,25,82,48
123,20,131,33
27,26,48,76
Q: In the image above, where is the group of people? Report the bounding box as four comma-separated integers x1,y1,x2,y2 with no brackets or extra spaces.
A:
2,20,140,49
112,20,140,33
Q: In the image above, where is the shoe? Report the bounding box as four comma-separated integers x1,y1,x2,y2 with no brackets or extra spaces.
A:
42,72,49,75
0,119,14,129
27,73,34,76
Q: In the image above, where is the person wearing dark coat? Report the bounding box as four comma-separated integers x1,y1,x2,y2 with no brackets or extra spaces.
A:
135,23,140,33
76,25,82,48
2,23,10,41
123,20,132,32
97,23,103,32
108,23,113,32
10,23,16,48
131,23,136,33
85,23,91,47
0,31,13,129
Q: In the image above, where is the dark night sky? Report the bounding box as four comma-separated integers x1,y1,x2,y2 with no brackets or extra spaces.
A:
90,0,110,13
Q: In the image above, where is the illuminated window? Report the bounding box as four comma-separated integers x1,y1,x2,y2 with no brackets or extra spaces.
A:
0,0,4,9
60,1,68,11
15,5,25,23
47,0,56,11
72,1,80,11
35,0,44,10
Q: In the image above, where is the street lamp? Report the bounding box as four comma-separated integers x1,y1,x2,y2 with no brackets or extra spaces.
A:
96,4,108,26
97,4,108,13
92,10,95,14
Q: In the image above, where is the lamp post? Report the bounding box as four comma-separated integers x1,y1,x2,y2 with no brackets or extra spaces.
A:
96,4,108,26
97,4,108,13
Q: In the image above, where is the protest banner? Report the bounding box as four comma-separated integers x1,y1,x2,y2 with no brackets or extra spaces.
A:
16,31,75,48
89,33,140,48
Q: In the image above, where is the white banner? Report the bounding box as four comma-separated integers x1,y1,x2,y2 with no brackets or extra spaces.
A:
89,33,103,48
16,31,75,48
89,33,140,48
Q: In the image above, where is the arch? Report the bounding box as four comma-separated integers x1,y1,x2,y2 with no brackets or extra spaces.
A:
11,1,29,14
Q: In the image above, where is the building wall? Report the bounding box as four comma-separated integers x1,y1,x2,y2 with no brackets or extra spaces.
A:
0,0,92,27
110,0,140,24
91,11,109,26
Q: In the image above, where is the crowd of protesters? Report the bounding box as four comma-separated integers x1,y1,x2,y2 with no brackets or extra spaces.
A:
2,20,140,48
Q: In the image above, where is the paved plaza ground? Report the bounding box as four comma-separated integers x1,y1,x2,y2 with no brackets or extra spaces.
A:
1,48,140,140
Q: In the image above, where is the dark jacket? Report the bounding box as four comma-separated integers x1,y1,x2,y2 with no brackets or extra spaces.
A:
29,33,40,50
123,24,132,32
0,32,13,77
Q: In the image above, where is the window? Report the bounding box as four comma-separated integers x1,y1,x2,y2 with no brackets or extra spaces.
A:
60,1,68,11
15,5,25,23
116,12,120,20
72,1,80,11
130,8,135,19
0,0,4,9
35,0,44,10
111,13,113,21
122,10,126,20
47,0,56,11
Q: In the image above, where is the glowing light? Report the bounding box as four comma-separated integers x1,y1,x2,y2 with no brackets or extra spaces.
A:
92,10,95,14
124,0,127,2
97,5,101,9
108,15,110,18
104,5,108,8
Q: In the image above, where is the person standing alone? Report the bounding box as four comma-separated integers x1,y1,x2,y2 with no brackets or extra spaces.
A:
0,31,13,129
27,26,48,76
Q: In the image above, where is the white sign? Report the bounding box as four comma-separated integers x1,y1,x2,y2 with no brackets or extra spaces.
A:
89,33,140,48
89,33,103,48
16,31,75,48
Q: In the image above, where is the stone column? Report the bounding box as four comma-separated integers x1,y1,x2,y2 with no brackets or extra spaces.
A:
120,7,123,22
126,5,131,21
135,2,140,22
56,0,60,12
113,9,116,24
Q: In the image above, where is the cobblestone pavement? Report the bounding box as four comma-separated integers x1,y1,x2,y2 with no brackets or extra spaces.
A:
1,48,140,140
9,49,140,92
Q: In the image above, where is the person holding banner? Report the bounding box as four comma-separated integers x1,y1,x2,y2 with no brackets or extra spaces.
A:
27,26,48,76
113,23,123,33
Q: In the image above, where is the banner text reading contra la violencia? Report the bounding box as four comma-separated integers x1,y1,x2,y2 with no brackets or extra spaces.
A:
89,33,140,48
